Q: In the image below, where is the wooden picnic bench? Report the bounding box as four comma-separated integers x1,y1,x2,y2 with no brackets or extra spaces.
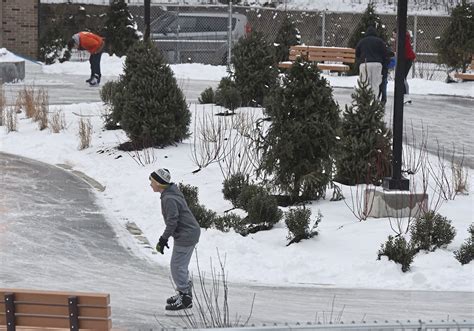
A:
454,55,474,81
278,45,356,72
0,288,111,330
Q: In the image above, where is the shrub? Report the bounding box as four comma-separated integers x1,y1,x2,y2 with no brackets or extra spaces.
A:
192,204,217,229
198,87,215,104
238,184,267,211
103,0,139,57
222,173,249,208
215,86,242,112
454,224,474,265
119,41,190,148
335,78,392,185
215,77,242,112
285,207,321,245
214,213,244,233
436,0,474,72
246,191,282,226
100,81,118,105
274,14,301,63
261,58,340,203
410,211,456,252
178,183,216,229
231,31,278,106
178,183,199,208
377,235,416,272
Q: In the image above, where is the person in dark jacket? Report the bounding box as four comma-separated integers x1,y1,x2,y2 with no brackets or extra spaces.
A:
67,31,104,86
150,168,201,312
355,26,388,96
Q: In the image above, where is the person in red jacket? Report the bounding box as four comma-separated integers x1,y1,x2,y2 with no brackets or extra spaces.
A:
67,32,105,86
392,29,416,95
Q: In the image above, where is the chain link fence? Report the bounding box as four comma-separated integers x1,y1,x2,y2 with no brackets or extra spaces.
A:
128,4,452,80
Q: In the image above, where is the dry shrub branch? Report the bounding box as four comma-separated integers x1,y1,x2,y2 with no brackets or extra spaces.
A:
78,117,93,150
4,105,18,133
49,108,67,133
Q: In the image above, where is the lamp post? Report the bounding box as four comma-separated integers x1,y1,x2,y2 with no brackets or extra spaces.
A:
383,0,410,191
144,0,150,42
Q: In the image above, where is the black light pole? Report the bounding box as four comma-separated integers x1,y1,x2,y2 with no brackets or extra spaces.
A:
383,0,410,191
144,0,150,42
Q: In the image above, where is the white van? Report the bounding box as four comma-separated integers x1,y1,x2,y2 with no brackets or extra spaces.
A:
150,11,249,65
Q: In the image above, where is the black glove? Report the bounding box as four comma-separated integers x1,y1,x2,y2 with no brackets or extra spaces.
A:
156,236,169,254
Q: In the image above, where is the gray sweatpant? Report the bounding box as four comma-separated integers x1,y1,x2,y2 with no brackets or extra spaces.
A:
170,244,195,293
359,62,383,97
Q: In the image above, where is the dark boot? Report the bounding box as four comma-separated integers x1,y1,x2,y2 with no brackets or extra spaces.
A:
89,74,100,86
165,292,192,311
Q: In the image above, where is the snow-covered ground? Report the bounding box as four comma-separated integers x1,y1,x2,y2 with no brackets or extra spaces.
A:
1,52,473,293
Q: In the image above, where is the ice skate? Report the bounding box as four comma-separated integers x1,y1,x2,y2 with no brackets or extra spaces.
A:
164,292,193,316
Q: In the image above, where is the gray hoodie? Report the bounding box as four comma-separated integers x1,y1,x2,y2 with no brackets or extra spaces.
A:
160,184,201,246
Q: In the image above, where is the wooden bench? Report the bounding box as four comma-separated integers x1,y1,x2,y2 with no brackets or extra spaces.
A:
0,288,111,330
278,45,356,72
454,55,474,81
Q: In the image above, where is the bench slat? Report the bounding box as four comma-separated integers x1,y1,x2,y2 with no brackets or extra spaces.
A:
0,289,109,306
454,72,474,80
292,45,355,53
0,314,111,329
0,302,111,318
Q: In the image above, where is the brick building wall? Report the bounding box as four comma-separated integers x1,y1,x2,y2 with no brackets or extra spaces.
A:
1,0,39,59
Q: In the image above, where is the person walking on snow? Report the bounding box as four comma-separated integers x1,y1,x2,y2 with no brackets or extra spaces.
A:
150,168,201,312
67,31,104,86
355,26,388,96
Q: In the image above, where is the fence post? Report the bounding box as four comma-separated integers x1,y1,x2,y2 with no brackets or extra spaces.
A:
321,11,326,46
227,1,233,69
412,14,417,78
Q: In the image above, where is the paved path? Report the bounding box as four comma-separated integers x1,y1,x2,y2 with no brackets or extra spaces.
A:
3,61,473,168
1,152,472,330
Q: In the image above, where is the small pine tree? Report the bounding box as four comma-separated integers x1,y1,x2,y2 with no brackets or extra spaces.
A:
119,41,190,147
377,235,416,272
437,0,474,72
232,31,278,106
274,14,301,63
454,224,474,265
410,211,456,252
260,58,340,203
335,79,392,185
103,0,140,57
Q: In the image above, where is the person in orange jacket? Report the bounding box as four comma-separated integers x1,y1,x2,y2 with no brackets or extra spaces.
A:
67,32,105,86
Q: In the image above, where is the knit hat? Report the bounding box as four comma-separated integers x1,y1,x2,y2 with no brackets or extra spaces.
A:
150,168,171,186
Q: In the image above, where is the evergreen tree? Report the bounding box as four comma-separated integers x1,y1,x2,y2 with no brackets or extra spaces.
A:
274,14,301,63
260,58,340,203
437,0,474,72
231,31,278,106
119,41,190,147
103,0,140,57
335,79,392,186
